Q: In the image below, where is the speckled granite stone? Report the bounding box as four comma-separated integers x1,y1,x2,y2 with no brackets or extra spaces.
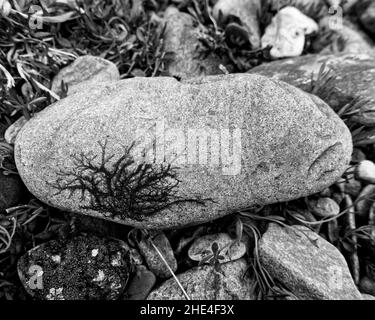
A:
147,259,255,300
259,223,362,300
249,53,375,122
15,74,352,229
51,55,120,96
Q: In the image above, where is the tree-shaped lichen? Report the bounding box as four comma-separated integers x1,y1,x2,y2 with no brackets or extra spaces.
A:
52,140,209,221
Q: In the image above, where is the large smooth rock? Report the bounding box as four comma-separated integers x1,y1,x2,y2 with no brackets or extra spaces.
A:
147,259,255,300
17,234,131,300
259,223,362,300
51,55,120,97
249,53,375,116
212,0,261,49
163,7,226,79
15,74,352,229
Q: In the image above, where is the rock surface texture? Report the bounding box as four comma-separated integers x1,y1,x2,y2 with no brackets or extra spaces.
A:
259,223,362,300
147,259,255,300
51,55,120,96
249,53,375,116
15,74,352,229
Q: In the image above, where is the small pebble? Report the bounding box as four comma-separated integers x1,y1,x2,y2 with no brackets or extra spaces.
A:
344,179,362,198
309,197,340,218
137,232,177,279
4,116,27,145
356,160,375,183
125,265,156,300
359,276,375,296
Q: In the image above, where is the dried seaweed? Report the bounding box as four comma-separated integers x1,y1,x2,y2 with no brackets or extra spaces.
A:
51,140,211,221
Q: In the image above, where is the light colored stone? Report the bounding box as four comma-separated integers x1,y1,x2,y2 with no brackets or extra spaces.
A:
188,233,246,263
15,74,352,229
356,160,375,183
163,6,226,79
259,223,362,300
308,197,340,218
212,0,261,49
4,116,28,145
51,55,120,97
362,293,375,300
147,259,255,300
249,53,375,115
17,234,130,300
261,6,319,59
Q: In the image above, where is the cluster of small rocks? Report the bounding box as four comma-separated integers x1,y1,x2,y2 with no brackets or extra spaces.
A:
2,0,375,300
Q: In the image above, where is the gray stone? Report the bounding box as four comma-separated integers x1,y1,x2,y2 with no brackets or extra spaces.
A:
355,184,375,217
163,6,227,79
212,0,261,49
147,259,255,300
249,53,375,116
308,197,340,218
359,276,375,296
188,233,246,263
137,231,177,278
51,55,120,97
343,178,361,198
124,265,156,300
17,234,130,300
362,293,375,300
15,74,352,229
4,116,28,145
259,223,362,300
